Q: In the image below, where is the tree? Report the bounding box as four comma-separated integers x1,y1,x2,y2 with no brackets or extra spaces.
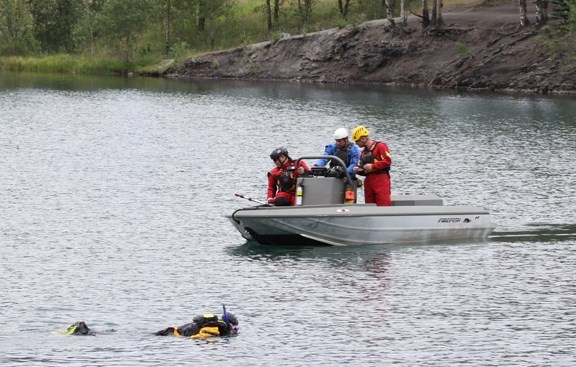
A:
198,0,206,30
419,0,442,28
100,0,155,63
266,0,272,31
28,0,82,53
0,0,38,55
535,0,548,26
192,0,234,49
164,0,201,51
265,0,282,31
297,0,314,26
383,0,395,26
422,0,430,27
519,0,530,26
164,0,173,54
273,0,280,22
400,0,407,25
545,0,576,60
73,0,105,55
431,0,443,26
338,0,351,19
160,0,234,52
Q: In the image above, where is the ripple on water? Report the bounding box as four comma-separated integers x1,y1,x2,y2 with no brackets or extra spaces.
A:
1,75,575,366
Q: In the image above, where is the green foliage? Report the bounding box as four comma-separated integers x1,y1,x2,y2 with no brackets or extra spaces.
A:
566,0,576,33
540,0,576,65
246,59,258,75
28,0,82,53
4,0,576,74
0,0,38,55
357,0,388,20
72,0,106,55
134,58,175,75
0,54,129,74
454,41,471,59
99,0,157,63
170,41,191,60
336,17,349,28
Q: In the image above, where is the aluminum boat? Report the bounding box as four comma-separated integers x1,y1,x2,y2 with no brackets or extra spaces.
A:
228,156,497,246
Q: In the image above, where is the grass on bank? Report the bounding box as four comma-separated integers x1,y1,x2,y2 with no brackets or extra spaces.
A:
0,55,130,75
0,0,467,75
0,54,178,75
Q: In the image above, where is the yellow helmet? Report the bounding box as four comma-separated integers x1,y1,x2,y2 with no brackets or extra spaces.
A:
352,125,369,142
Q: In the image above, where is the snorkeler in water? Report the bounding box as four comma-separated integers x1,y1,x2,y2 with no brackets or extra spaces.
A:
57,306,238,339
56,321,95,336
154,306,239,339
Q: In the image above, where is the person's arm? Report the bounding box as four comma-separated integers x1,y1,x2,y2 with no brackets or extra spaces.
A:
177,322,200,337
267,171,277,204
300,160,311,174
354,150,367,176
296,159,312,176
314,144,333,166
347,145,361,176
371,142,392,171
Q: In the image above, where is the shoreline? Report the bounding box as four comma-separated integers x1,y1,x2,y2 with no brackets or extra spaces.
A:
165,3,576,95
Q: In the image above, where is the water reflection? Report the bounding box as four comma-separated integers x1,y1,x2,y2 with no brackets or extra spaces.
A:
229,241,394,280
226,241,322,261
227,241,395,273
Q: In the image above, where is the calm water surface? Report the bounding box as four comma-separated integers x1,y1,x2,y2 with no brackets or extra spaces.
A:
1,72,575,366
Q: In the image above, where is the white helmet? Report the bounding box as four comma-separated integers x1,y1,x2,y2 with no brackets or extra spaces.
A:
333,128,348,140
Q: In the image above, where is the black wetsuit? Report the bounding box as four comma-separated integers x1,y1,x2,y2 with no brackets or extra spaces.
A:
154,314,236,337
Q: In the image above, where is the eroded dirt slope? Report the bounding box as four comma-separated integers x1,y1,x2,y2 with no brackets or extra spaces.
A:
166,3,576,94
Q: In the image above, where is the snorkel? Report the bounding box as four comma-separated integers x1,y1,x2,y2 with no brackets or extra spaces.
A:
222,304,238,335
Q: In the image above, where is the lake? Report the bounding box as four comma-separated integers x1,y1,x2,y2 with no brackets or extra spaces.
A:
1,72,575,366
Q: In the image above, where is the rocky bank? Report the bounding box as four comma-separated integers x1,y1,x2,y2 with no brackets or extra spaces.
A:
165,2,576,95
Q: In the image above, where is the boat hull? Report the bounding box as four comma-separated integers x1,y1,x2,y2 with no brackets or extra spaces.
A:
228,203,497,246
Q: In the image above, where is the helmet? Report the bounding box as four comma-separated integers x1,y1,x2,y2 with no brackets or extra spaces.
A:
352,125,369,142
270,147,289,161
333,128,348,140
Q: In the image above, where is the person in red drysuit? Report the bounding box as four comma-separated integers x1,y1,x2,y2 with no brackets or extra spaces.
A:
267,147,310,206
352,126,392,206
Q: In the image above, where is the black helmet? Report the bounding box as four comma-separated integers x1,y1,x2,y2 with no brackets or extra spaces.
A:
224,313,239,326
270,147,289,161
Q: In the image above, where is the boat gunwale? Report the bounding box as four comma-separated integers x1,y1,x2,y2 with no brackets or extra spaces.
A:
229,204,492,219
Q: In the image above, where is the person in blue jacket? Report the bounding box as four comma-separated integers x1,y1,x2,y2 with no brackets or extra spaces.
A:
314,128,361,182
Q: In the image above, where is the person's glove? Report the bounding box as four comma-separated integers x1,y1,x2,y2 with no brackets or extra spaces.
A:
267,198,275,205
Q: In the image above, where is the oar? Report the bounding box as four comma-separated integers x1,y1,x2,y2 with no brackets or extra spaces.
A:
234,193,266,205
